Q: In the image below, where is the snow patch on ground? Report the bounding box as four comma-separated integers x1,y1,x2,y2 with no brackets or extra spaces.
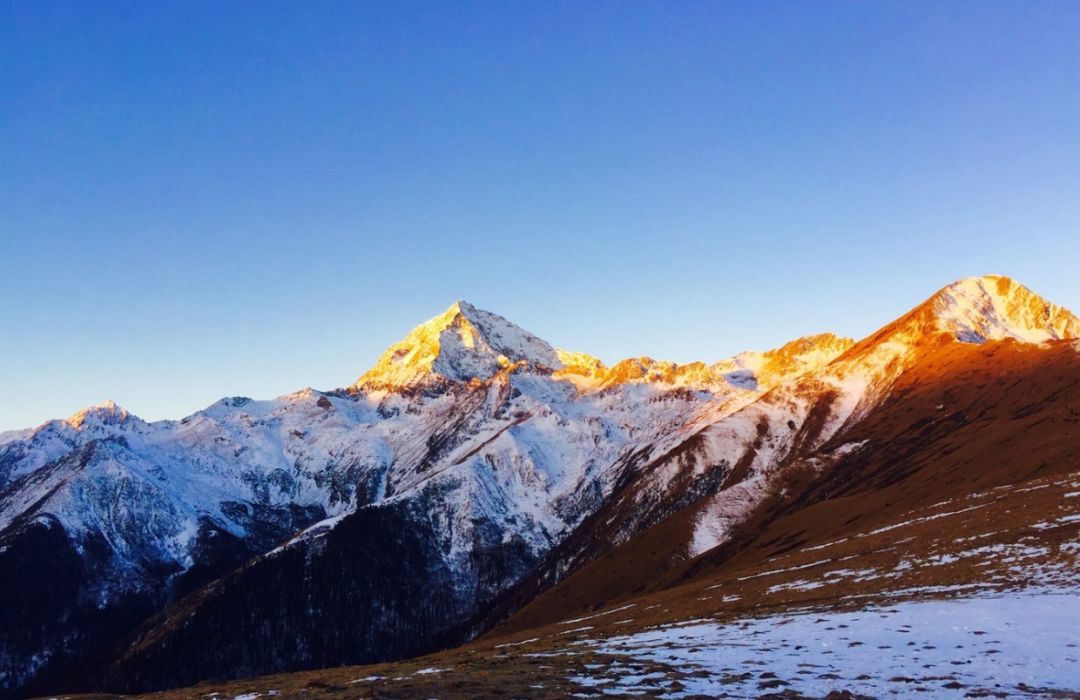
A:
572,591,1080,698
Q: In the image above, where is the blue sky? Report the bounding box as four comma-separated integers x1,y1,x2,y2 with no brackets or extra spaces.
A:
2,1,1079,430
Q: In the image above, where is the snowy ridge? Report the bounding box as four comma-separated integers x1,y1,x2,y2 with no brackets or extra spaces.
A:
553,333,854,394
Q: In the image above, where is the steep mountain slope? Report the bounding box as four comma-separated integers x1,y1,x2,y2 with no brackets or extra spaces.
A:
2,275,1076,698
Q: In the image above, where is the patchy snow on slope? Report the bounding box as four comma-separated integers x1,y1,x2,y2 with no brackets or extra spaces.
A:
572,591,1080,698
689,477,766,557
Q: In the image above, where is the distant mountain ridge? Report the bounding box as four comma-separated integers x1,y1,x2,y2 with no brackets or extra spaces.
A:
1,275,1077,697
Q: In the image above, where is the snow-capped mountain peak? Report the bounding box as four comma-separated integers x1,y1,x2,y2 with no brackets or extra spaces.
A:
843,275,1080,369
66,399,134,428
353,300,563,390
927,275,1080,344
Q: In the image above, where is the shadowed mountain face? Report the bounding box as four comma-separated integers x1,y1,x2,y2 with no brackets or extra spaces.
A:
2,275,1078,697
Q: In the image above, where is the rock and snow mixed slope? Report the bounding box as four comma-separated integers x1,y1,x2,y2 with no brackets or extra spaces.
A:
1,275,1078,698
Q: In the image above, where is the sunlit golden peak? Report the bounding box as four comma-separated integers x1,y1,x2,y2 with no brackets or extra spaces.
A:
914,275,1080,345
67,400,131,429
353,301,562,391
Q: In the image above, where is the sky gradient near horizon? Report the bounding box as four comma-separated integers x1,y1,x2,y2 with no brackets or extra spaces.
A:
3,1,1080,430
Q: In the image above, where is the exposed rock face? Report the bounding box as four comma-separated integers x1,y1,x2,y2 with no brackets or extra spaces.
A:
0,275,1076,697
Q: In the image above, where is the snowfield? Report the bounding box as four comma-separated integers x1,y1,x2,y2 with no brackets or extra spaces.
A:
571,591,1080,697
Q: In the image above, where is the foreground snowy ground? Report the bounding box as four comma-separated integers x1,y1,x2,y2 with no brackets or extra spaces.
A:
75,593,1080,699
570,591,1080,698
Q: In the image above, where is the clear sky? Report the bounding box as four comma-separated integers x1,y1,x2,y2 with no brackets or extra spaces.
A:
2,1,1079,431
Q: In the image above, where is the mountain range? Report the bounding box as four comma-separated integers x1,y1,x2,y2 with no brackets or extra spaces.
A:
2,275,1079,699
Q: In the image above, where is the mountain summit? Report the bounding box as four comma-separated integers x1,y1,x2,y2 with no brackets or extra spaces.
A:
835,275,1080,371
352,301,563,390
891,275,1080,346
65,400,133,429
928,274,1080,343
